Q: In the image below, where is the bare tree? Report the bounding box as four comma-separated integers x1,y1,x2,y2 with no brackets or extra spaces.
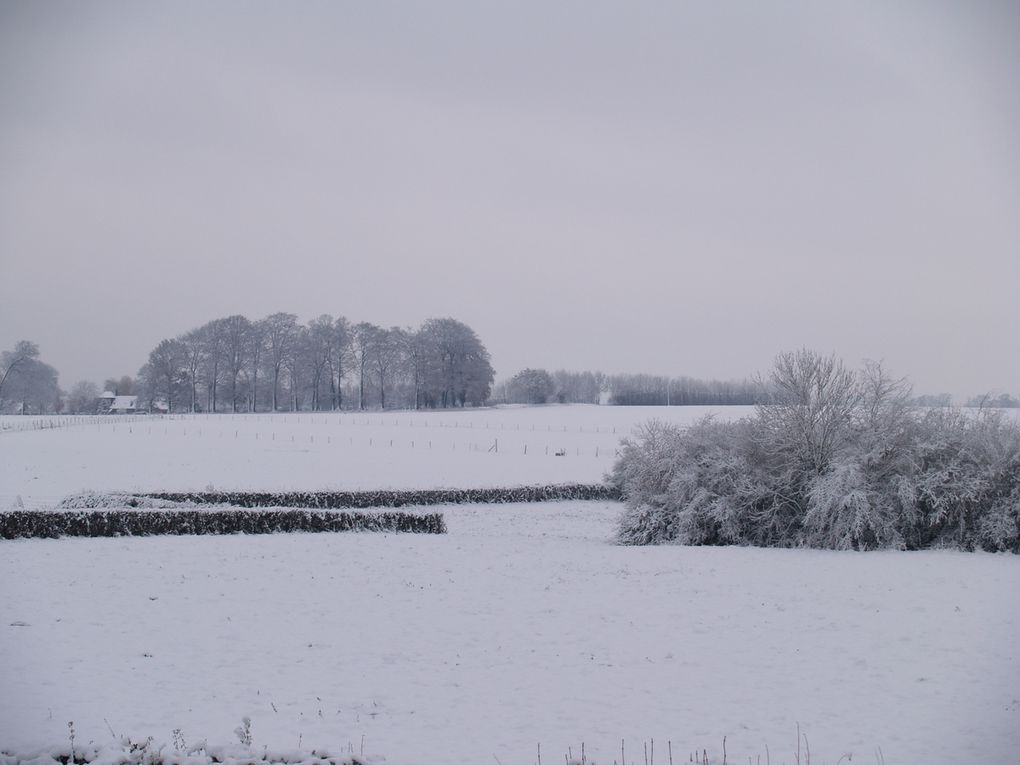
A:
327,317,351,410
756,349,862,475
248,319,266,411
400,327,431,410
200,318,228,412
102,375,136,396
1,356,60,414
146,338,187,413
286,324,310,411
419,318,493,408
0,340,40,408
180,328,206,412
306,315,336,410
262,312,298,411
507,368,555,404
68,380,100,414
221,315,251,413
351,322,380,410
371,327,406,409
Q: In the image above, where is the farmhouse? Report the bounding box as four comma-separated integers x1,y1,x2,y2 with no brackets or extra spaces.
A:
98,392,142,414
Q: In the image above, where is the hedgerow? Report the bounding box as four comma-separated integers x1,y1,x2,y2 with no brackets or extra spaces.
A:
139,484,620,508
0,508,446,539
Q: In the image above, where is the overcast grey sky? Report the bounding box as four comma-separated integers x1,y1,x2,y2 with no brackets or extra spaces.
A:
1,1,1017,398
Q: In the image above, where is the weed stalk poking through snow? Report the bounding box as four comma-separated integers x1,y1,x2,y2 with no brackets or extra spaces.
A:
234,716,252,747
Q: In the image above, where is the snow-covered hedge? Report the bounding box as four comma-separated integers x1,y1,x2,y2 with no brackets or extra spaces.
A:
612,351,1020,552
0,508,446,539
0,484,620,539
139,484,620,508
57,492,196,510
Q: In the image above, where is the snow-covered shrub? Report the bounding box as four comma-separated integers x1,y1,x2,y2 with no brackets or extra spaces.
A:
803,460,901,550
896,407,1020,551
613,350,1020,552
977,494,1020,552
613,417,768,545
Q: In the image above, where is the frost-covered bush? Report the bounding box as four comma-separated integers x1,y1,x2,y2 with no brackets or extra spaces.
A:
802,459,901,550
613,350,1020,552
897,407,1020,551
612,418,772,546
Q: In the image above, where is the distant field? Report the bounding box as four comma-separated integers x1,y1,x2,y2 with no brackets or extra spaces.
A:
0,405,753,504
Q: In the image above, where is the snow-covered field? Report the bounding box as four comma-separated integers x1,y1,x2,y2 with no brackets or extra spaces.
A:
0,405,752,503
2,406,1018,763
2,503,1019,764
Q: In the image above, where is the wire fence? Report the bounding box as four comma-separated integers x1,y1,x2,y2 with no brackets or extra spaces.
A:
0,412,625,433
0,414,158,434
1,413,630,457
56,423,623,459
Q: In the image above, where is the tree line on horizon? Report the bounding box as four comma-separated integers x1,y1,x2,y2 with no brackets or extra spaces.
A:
135,314,495,413
0,315,495,414
495,368,763,406
2,336,1018,414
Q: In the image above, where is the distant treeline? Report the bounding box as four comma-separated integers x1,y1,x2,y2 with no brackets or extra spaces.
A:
497,368,1020,409
4,336,1019,415
136,314,495,413
495,368,761,406
606,373,760,406
493,369,605,405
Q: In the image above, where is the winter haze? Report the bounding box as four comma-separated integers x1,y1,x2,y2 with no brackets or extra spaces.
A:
1,1,1018,396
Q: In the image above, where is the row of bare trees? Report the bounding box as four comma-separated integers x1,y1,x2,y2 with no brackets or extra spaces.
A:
494,369,607,405
492,368,771,407
137,315,494,413
607,373,760,406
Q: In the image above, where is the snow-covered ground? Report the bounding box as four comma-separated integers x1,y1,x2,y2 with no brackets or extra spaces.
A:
2,405,1018,763
1,502,1018,764
0,405,753,504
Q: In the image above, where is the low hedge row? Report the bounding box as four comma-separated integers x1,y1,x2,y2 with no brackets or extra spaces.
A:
0,509,446,539
140,483,621,508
